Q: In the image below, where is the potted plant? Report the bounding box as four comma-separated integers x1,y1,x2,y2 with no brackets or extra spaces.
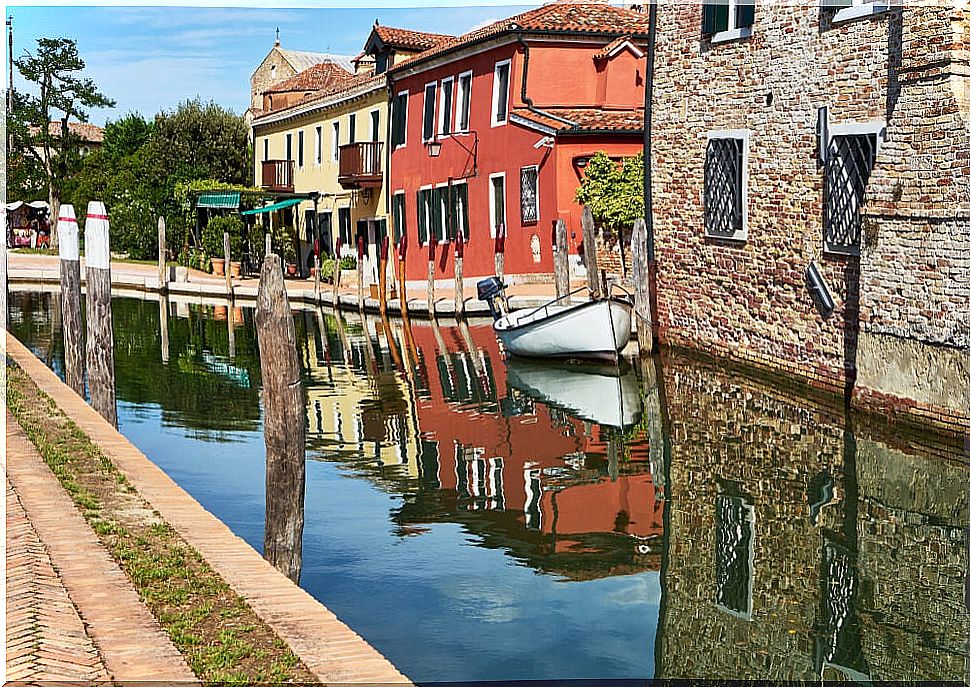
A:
284,240,297,276
203,214,245,276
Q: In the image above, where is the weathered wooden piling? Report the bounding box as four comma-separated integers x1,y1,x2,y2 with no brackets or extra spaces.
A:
494,225,505,281
57,204,84,395
157,217,167,293
630,217,654,352
255,254,306,583
554,218,570,303
581,206,600,299
454,232,465,318
84,201,117,427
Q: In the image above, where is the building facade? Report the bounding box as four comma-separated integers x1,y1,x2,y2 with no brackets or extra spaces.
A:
650,1,969,431
386,2,650,285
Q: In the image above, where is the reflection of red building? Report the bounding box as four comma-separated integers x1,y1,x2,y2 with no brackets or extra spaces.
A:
405,320,664,555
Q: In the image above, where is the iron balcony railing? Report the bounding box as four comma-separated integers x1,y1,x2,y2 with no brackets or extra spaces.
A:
338,142,383,189
261,159,295,193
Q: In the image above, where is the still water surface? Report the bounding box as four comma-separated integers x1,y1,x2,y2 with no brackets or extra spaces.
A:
8,290,968,684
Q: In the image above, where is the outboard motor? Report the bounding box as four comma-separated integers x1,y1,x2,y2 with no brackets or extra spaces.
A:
477,276,507,321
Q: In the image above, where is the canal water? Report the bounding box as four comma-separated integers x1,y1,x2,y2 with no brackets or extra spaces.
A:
8,290,968,684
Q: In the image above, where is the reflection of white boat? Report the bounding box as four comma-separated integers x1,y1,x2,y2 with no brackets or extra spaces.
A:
477,278,633,362
505,358,642,429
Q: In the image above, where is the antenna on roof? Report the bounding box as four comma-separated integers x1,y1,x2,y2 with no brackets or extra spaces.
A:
274,27,280,47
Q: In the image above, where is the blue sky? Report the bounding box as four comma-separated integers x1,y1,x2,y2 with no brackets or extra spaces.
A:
7,2,539,126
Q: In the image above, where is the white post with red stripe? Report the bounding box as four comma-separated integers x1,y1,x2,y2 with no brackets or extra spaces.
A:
84,201,117,427
57,204,85,395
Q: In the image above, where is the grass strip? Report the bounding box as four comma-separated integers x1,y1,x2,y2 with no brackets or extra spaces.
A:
6,360,317,684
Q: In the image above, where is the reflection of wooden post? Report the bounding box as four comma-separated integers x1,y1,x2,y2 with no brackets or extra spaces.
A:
378,236,389,320
581,206,600,299
159,294,170,364
313,253,320,304
223,231,232,297
332,239,343,310
631,217,654,352
158,216,167,293
454,232,465,318
227,298,236,360
314,306,329,362
554,218,570,303
57,204,84,395
398,236,409,320
84,201,117,427
256,254,306,583
357,236,365,313
427,236,436,316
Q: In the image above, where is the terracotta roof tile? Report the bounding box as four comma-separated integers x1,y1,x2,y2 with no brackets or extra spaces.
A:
390,1,651,73
594,35,642,60
266,62,354,93
32,121,104,143
512,106,644,133
373,25,454,51
253,72,385,123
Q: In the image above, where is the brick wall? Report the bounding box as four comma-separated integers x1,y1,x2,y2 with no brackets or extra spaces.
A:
651,3,969,431
250,48,298,114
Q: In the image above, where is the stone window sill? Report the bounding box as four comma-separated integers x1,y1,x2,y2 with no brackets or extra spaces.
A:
832,3,889,25
823,243,860,258
711,27,753,45
705,231,748,244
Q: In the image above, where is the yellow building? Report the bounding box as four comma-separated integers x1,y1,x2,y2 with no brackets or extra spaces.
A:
252,71,389,285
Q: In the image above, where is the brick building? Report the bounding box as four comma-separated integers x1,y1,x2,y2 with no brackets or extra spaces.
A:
650,2,969,432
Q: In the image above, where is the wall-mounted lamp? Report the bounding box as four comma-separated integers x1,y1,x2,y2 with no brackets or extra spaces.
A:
427,140,442,157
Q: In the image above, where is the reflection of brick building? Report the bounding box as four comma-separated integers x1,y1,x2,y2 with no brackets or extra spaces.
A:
655,349,968,681
651,3,969,432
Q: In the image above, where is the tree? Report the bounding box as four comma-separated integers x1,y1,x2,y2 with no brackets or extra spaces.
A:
102,112,153,162
11,37,115,245
574,151,645,237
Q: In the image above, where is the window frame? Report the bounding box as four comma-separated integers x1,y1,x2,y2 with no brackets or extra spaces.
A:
349,113,357,145
520,165,540,225
825,0,890,25
455,69,473,134
491,59,511,128
314,125,322,165
392,90,409,149
331,121,340,163
450,180,470,242
434,183,451,243
416,184,435,246
391,190,407,246
423,81,438,142
370,109,381,143
285,133,293,162
488,172,507,239
262,137,269,162
438,76,455,137
702,0,755,44
297,129,304,168
703,129,750,242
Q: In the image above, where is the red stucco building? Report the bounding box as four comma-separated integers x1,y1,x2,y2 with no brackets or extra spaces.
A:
382,1,650,285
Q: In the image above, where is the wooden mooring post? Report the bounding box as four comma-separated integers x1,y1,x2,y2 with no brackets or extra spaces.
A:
631,217,654,352
57,204,84,396
581,206,600,299
494,224,505,281
255,254,306,583
84,201,117,427
554,218,570,303
454,232,465,318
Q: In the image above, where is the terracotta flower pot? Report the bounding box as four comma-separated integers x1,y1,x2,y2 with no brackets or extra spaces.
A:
286,263,298,276
210,257,225,276
229,261,241,278
213,305,228,321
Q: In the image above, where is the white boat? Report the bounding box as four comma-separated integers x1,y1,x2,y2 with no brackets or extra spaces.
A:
477,278,633,362
505,358,642,429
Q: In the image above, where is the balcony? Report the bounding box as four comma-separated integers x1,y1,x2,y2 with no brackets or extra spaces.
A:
338,142,383,190
261,159,295,193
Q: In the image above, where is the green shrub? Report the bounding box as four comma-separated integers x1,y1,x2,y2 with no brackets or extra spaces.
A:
317,258,336,283
338,255,356,271
201,214,243,259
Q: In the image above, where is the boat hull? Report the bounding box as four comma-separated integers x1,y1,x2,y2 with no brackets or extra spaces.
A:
494,297,633,362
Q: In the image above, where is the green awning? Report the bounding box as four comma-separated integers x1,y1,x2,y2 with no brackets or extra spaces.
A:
196,191,240,209
241,198,303,215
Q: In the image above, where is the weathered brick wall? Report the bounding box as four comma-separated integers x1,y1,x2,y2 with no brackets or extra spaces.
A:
656,350,968,681
854,4,970,430
251,48,298,113
652,3,968,427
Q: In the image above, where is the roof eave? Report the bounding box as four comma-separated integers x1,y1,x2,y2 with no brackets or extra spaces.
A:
557,128,644,137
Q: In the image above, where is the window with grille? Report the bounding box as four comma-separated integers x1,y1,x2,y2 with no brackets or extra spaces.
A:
704,135,746,239
824,133,876,254
520,166,539,224
714,494,755,618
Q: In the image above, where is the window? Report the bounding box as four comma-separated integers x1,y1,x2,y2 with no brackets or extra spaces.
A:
450,182,469,241
823,0,889,24
337,207,352,246
489,173,506,238
520,165,539,224
349,114,357,144
314,126,322,164
371,109,380,142
714,494,755,619
318,211,333,251
434,186,450,241
438,77,454,136
285,133,293,161
392,91,408,148
391,192,407,246
332,121,340,162
263,138,269,162
456,70,472,133
416,187,435,245
704,131,749,240
423,82,437,141
701,0,755,41
491,60,511,126
297,130,304,168
824,131,878,254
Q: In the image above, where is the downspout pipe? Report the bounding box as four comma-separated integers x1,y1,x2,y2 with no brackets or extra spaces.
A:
642,1,660,350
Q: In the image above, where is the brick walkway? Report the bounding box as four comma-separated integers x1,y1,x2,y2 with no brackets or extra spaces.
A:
6,479,109,682
5,411,197,682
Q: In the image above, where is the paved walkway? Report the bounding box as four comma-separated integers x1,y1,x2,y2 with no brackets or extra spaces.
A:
5,411,196,682
6,333,412,684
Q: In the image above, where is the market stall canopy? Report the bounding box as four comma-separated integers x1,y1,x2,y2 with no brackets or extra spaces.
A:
5,201,50,211
241,198,303,215
196,191,241,209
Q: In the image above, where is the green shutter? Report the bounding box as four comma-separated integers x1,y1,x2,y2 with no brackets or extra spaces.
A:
392,194,406,246
417,190,428,244
736,1,755,29
432,188,444,241
451,184,468,242
442,187,456,241
701,0,730,34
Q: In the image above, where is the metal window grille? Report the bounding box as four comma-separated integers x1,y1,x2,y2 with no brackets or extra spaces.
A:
704,138,744,237
520,167,538,224
824,133,876,253
714,494,754,617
